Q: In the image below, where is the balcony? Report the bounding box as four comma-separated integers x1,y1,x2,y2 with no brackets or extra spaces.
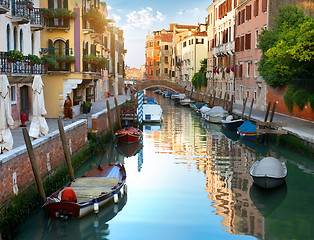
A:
40,48,75,72
82,54,107,73
30,8,44,31
213,41,235,56
0,52,45,75
12,0,31,24
0,0,10,14
43,8,77,31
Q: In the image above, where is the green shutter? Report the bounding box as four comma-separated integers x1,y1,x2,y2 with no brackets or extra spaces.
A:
64,0,68,9
65,40,70,55
48,0,53,9
48,39,54,55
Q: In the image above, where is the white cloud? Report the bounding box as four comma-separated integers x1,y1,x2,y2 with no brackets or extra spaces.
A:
111,13,121,22
123,7,166,30
107,5,112,10
177,8,203,16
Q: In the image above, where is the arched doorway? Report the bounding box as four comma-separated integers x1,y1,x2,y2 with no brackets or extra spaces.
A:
20,85,29,120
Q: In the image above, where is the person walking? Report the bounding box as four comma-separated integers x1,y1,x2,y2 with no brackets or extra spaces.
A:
63,96,73,119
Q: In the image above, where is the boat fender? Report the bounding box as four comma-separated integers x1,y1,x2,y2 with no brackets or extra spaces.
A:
113,191,119,203
94,199,99,214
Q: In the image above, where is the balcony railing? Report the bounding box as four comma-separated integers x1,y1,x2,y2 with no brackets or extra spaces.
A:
30,8,44,30
0,52,45,75
213,41,235,56
40,48,75,72
0,0,10,14
12,0,31,23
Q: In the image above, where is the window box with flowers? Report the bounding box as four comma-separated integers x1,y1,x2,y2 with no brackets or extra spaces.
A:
43,8,77,19
28,54,42,66
55,55,76,63
7,50,24,63
41,55,58,68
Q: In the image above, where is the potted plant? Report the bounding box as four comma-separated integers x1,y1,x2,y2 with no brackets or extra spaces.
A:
43,8,77,19
28,54,42,66
55,55,76,63
41,55,58,68
81,101,92,113
86,93,94,101
7,50,24,63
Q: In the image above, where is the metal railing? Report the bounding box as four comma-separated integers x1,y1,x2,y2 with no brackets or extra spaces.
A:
12,0,30,18
0,52,45,74
30,8,44,28
0,0,10,10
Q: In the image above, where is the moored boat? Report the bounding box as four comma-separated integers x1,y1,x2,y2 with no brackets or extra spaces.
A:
250,157,287,189
143,101,163,122
180,98,195,106
115,127,142,143
237,120,264,142
43,162,126,219
221,115,244,131
203,106,228,123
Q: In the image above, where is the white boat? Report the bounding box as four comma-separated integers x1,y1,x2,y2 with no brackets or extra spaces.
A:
170,92,180,99
180,98,195,106
143,103,163,122
199,106,211,119
203,106,228,123
250,157,287,189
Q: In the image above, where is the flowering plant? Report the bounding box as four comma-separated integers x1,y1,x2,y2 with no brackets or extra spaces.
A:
7,50,24,62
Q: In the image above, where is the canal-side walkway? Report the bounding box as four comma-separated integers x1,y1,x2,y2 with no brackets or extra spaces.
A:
232,103,314,145
10,95,130,149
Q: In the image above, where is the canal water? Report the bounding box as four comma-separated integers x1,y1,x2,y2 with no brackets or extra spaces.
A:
16,92,314,240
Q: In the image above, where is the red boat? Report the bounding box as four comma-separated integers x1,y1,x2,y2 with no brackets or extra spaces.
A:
115,127,142,144
43,162,126,219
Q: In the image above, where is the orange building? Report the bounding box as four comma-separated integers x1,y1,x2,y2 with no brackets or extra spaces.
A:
125,67,142,81
145,31,161,80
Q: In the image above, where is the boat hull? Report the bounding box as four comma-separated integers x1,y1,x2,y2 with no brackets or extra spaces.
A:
43,163,127,219
221,119,244,131
116,127,142,144
252,176,286,189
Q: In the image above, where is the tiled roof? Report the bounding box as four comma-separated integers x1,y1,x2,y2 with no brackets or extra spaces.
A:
161,33,173,42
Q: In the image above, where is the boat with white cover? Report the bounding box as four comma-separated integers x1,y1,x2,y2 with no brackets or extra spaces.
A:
203,106,228,123
250,157,287,189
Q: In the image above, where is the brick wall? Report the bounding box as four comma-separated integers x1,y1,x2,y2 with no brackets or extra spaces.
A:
0,120,88,205
267,86,314,121
91,103,119,134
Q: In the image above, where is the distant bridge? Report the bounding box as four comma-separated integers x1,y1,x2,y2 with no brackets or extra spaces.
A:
134,79,185,93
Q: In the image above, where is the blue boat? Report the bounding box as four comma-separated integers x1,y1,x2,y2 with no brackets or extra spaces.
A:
237,120,264,142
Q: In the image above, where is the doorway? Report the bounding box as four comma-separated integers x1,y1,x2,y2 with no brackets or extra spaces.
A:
20,85,29,120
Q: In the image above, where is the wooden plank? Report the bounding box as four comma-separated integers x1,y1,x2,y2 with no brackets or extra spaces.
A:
256,120,288,127
256,129,288,135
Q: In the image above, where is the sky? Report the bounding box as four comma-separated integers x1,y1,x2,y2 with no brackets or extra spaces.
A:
103,0,212,69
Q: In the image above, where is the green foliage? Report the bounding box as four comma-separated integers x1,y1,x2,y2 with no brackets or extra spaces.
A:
192,58,207,90
309,94,314,109
293,89,310,110
258,5,314,89
55,55,76,62
28,54,42,64
84,9,108,32
284,85,296,112
41,55,58,68
43,8,77,19
83,54,108,68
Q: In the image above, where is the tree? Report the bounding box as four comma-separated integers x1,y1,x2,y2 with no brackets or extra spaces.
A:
192,58,207,90
258,5,314,111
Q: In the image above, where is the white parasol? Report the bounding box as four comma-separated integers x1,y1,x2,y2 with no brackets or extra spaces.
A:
0,75,14,153
29,75,49,139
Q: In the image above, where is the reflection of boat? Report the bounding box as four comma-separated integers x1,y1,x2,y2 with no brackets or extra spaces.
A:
250,157,287,189
249,182,287,216
116,141,143,158
237,120,264,142
239,138,266,154
221,115,244,131
115,127,142,143
203,106,228,123
43,162,126,219
221,127,240,141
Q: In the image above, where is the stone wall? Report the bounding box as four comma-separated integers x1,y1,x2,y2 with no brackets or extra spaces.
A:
0,120,88,205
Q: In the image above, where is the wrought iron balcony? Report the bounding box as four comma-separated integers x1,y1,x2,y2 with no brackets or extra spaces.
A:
0,52,45,75
12,0,31,24
30,8,44,31
0,0,10,14
40,48,75,72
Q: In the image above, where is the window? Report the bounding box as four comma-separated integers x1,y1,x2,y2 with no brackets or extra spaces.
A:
254,0,259,17
246,5,252,20
165,56,168,63
20,29,23,52
262,0,267,12
255,29,259,48
247,91,250,98
254,60,258,78
164,68,168,74
245,33,251,50
254,91,257,100
14,27,17,50
165,45,168,50
240,36,244,51
247,62,251,77
6,25,10,51
11,85,16,103
157,41,160,46
183,41,186,47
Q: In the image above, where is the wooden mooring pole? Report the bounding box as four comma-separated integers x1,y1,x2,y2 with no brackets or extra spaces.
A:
114,97,122,129
106,100,114,136
241,98,247,119
264,102,271,122
229,95,234,114
58,119,75,181
248,98,254,121
269,102,276,122
22,128,46,202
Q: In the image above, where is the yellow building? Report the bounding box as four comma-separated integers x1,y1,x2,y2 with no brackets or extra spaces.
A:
41,0,110,118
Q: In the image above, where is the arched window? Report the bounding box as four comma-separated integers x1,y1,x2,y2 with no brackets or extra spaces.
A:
54,39,66,69
6,25,10,51
14,27,17,50
20,29,23,52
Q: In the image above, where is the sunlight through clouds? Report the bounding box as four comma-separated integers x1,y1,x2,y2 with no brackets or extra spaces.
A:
123,7,166,30
177,8,204,17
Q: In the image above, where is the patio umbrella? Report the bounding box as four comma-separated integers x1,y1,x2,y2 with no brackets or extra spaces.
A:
0,75,14,153
29,75,49,139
